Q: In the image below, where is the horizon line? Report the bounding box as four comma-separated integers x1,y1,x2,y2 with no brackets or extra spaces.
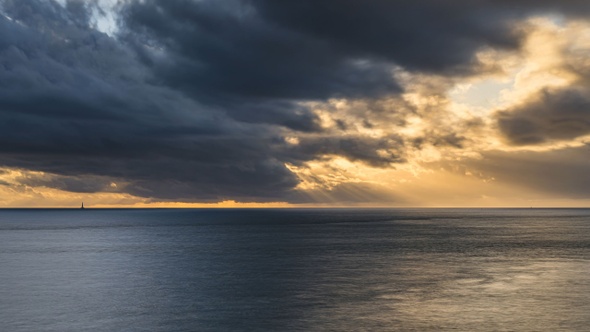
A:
0,206,589,210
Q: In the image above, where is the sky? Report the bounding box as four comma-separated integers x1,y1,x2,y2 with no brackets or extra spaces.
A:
1,0,590,208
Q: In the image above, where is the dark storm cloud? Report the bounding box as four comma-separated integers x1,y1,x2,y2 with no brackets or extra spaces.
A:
16,173,117,193
250,0,520,74
284,135,406,168
0,0,302,200
2,0,590,202
121,0,589,90
218,100,320,132
124,159,298,201
247,1,590,73
121,0,400,102
117,0,535,111
497,87,590,145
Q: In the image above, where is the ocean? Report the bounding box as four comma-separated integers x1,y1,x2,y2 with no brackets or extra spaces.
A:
1,208,589,331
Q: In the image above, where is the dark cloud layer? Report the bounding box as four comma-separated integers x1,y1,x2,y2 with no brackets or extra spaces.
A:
17,173,117,193
1,0,590,202
121,0,400,102
0,0,302,201
283,135,405,168
250,0,590,73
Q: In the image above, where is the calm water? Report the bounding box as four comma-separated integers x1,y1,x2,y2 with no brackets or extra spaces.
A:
1,208,590,331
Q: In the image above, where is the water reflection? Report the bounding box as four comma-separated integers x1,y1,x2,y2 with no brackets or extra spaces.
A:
0,209,589,331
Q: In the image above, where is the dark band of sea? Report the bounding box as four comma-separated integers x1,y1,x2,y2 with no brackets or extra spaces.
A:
1,208,590,331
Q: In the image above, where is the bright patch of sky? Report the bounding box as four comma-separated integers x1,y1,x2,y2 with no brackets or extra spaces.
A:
55,0,119,35
449,78,514,109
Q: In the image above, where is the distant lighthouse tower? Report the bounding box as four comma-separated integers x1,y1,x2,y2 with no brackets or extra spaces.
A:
81,202,85,209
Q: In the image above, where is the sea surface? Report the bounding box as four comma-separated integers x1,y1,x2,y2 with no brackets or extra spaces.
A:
1,208,590,331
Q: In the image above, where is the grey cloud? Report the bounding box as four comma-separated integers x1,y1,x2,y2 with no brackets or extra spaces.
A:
16,174,118,193
411,131,469,150
250,0,523,74
284,135,406,168
247,0,590,76
455,146,590,199
124,159,299,201
497,88,590,145
121,0,401,102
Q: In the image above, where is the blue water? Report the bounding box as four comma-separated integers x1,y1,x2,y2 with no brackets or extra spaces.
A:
1,208,590,331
